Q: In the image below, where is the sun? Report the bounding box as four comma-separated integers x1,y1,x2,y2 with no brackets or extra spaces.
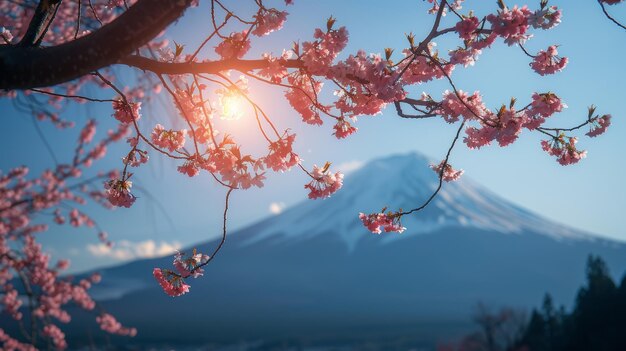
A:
220,90,245,120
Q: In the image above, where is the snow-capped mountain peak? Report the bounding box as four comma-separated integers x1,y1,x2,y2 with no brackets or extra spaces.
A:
244,152,593,249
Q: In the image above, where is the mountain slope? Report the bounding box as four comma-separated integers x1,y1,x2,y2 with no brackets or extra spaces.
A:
68,152,626,348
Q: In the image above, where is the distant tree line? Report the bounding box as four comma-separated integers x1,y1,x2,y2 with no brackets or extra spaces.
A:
440,255,626,351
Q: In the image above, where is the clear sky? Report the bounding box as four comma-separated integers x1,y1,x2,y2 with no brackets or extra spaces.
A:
2,1,625,273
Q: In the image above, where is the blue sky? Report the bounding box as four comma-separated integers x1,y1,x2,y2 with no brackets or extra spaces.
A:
2,1,625,273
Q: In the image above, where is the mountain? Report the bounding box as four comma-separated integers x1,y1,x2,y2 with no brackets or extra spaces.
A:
67,152,626,349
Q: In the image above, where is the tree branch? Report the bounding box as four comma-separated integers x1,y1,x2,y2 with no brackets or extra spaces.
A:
0,0,195,90
19,0,63,47
119,55,305,75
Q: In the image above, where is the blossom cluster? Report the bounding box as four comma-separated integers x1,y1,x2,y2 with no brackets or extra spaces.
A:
112,99,142,124
541,136,587,165
0,119,136,349
153,250,210,297
430,161,464,182
359,211,406,234
104,178,136,208
304,163,344,199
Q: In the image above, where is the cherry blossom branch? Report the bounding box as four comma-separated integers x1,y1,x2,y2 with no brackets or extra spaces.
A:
120,55,305,75
18,0,63,46
29,88,116,103
399,120,466,217
0,0,196,89
598,0,626,30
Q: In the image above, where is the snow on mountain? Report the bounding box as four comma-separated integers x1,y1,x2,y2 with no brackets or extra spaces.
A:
245,152,593,250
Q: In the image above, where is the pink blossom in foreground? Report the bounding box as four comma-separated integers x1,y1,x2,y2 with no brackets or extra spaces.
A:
587,114,611,137
104,179,136,208
430,161,464,182
331,50,406,116
264,132,300,171
285,74,324,125
96,313,137,337
601,0,624,4
487,5,533,45
301,25,349,75
359,212,406,234
304,164,343,199
153,250,210,297
173,250,209,278
153,268,190,297
464,125,496,149
258,52,290,83
151,124,187,152
215,30,251,59
530,46,568,76
439,90,487,123
541,136,587,165
332,118,357,139
112,99,141,124
252,9,288,36
123,149,149,167
530,6,562,30
400,51,455,85
449,47,482,67
455,16,480,41
177,158,201,177
530,92,565,117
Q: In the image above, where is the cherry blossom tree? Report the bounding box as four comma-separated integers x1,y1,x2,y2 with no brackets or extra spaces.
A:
0,0,621,349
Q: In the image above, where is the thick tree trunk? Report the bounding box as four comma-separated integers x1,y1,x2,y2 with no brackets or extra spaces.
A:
0,0,193,90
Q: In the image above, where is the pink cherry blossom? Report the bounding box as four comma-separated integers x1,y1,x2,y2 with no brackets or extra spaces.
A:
1,287,23,320
587,114,611,137
79,119,97,144
304,164,343,199
449,47,482,67
285,74,325,125
215,31,251,59
530,92,565,117
487,5,533,45
104,179,136,208
332,118,357,139
400,50,455,85
438,90,487,123
359,212,406,234
530,46,568,76
430,161,464,182
153,268,190,297
541,136,587,165
258,52,290,83
151,124,187,152
43,324,67,350
173,250,209,278
252,9,288,37
264,132,300,171
112,99,141,124
301,25,349,75
530,6,562,30
177,158,201,177
122,149,149,167
455,16,480,41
